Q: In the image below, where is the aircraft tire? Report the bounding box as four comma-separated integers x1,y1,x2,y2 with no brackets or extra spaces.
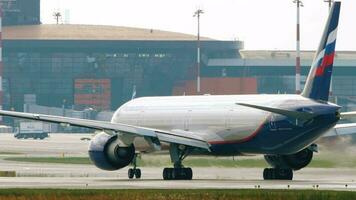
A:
263,168,293,180
184,168,193,180
135,168,141,179
163,168,193,180
128,168,135,179
163,168,172,180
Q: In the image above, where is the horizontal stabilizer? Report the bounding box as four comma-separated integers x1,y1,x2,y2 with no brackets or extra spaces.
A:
323,123,356,137
236,103,315,120
340,111,356,119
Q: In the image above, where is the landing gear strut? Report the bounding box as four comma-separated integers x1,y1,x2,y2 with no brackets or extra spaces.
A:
263,168,293,180
163,144,193,180
128,153,141,179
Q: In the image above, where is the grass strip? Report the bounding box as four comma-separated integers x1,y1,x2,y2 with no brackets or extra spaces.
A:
4,157,92,165
0,189,355,200
0,152,22,155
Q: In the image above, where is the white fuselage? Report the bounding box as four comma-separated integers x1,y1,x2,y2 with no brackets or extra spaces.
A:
111,94,313,145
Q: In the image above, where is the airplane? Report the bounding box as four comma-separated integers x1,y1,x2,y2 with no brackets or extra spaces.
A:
0,1,353,181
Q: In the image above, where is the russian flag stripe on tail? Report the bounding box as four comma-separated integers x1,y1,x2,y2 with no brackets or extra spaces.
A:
301,2,340,102
315,52,335,76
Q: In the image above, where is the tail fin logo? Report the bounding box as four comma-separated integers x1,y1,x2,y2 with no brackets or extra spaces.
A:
314,29,337,77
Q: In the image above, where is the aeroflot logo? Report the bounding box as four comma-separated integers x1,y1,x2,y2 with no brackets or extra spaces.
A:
315,52,335,76
314,28,338,77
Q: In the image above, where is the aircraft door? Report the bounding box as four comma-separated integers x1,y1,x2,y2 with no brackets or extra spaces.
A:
184,110,192,131
137,110,145,126
225,109,234,130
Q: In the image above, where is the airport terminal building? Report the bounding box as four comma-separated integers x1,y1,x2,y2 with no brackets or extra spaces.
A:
3,27,356,114
2,25,242,111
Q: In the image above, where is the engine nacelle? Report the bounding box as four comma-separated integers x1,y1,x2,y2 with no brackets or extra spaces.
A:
88,132,135,171
264,148,313,170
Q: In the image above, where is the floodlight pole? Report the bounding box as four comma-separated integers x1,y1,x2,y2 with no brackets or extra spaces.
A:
194,9,204,94
53,12,61,24
0,5,3,122
293,0,303,94
324,0,333,9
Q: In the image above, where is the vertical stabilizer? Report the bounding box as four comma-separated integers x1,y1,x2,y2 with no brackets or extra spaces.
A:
301,2,340,102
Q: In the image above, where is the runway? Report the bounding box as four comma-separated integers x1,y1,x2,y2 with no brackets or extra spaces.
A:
0,176,355,190
0,165,356,190
0,133,356,190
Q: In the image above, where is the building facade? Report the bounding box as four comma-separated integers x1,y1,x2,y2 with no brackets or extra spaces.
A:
2,23,356,115
2,25,242,112
206,50,356,111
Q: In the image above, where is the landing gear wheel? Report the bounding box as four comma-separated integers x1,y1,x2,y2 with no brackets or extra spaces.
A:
163,168,173,180
162,167,193,180
135,168,141,179
163,168,168,180
263,168,293,180
128,168,141,179
184,168,193,180
128,168,135,179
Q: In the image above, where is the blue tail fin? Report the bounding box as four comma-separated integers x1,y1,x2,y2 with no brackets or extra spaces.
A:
301,2,341,102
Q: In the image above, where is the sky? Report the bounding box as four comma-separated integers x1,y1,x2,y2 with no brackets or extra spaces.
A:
41,0,355,51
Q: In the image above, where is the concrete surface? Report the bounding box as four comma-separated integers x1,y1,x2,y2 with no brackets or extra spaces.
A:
0,133,355,190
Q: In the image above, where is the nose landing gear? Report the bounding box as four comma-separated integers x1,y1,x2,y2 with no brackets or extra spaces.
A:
128,153,141,179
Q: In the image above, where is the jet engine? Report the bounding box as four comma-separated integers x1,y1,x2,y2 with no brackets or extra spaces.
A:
264,148,313,170
88,132,135,171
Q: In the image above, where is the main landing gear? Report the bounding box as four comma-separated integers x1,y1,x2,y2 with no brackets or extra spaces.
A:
163,167,193,180
263,168,293,180
163,144,193,180
128,153,141,179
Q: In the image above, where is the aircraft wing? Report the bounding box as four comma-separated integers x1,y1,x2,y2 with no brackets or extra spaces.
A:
0,110,211,150
323,123,356,138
